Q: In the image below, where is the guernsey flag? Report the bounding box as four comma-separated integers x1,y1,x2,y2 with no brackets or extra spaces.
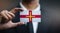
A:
20,10,41,23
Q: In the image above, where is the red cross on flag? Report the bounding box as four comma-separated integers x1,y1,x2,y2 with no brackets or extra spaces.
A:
20,10,41,23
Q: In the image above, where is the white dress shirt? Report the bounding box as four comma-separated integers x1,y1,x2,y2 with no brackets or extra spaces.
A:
20,3,41,33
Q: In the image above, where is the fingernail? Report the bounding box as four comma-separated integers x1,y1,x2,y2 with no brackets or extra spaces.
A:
21,10,23,12
20,22,24,24
22,22,25,24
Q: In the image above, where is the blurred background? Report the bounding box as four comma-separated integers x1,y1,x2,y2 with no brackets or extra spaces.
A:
41,0,60,27
41,0,60,32
0,0,20,11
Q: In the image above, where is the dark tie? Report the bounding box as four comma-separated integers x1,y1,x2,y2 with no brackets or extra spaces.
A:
27,22,34,33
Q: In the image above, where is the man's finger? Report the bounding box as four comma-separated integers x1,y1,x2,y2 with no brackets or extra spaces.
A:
5,13,12,20
8,12,15,18
1,11,9,20
10,8,23,14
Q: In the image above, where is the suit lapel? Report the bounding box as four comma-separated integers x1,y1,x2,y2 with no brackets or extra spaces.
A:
12,4,21,22
36,8,42,33
37,22,42,33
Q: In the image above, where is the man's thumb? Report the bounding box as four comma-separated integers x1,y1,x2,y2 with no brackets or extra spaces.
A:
12,22,24,27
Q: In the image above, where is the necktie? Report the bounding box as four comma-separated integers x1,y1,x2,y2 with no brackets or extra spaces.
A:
27,22,34,33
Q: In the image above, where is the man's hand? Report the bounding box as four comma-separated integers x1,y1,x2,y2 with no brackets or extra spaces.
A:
1,8,23,20
0,21,24,30
0,8,24,30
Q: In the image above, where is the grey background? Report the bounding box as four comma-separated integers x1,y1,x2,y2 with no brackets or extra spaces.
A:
41,0,60,31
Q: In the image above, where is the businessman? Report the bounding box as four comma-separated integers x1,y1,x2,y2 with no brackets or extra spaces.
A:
1,0,59,33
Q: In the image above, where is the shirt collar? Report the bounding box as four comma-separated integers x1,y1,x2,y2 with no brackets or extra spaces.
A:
20,2,40,11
